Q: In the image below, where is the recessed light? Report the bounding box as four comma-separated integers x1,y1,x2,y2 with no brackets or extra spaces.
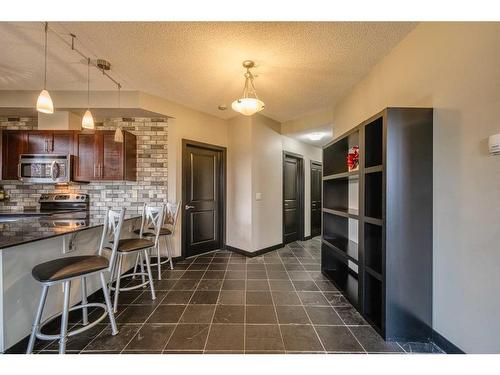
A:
218,105,227,111
308,132,324,141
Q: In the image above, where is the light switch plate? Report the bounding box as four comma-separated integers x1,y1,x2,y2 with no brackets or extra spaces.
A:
256,192,262,201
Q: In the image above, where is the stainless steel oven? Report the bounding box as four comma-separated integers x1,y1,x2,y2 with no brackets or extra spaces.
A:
18,154,72,184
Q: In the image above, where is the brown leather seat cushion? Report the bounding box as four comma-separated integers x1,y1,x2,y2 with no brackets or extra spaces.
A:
133,227,172,237
115,238,155,252
32,255,109,283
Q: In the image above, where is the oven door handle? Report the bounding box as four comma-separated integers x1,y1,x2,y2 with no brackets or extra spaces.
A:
18,163,22,181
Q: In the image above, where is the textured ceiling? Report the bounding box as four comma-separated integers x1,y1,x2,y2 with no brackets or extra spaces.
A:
0,22,416,122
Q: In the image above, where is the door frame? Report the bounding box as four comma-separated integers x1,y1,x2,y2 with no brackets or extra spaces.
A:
310,160,322,238
181,139,227,258
282,151,305,244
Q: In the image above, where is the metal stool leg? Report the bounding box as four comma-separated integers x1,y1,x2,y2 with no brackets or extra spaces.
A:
26,284,49,354
113,254,123,313
59,281,71,354
81,277,88,326
166,235,174,270
156,243,162,280
143,249,156,300
100,272,118,335
139,252,146,286
132,253,140,279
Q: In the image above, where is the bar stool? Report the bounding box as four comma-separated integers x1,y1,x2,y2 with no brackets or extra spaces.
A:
26,208,125,354
109,203,164,312
133,201,180,279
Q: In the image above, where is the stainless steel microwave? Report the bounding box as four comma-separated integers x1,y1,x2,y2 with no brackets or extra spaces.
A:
18,154,73,184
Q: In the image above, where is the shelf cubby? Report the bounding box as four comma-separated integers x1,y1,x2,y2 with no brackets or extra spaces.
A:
364,222,383,274
363,271,383,331
323,213,359,262
364,171,382,219
321,243,359,307
365,116,383,168
323,130,359,176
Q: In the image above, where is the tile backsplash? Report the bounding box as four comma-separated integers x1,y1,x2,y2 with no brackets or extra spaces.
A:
0,117,168,218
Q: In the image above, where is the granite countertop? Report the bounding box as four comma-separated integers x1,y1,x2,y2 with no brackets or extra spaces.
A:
0,211,141,250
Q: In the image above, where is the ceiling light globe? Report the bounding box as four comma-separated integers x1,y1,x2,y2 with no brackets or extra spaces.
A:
308,132,324,141
231,98,265,116
82,109,95,129
36,89,54,114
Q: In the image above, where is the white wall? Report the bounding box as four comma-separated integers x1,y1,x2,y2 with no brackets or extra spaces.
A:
330,22,500,353
281,136,322,238
251,114,283,250
226,116,253,250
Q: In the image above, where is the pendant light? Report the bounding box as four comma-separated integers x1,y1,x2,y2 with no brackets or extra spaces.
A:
36,22,54,114
82,58,94,129
114,84,124,142
231,60,265,116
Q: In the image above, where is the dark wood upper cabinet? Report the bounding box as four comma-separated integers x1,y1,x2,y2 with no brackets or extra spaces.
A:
52,131,74,154
73,130,136,182
26,131,48,153
1,129,136,182
27,130,74,154
73,132,98,182
1,130,27,180
100,131,124,180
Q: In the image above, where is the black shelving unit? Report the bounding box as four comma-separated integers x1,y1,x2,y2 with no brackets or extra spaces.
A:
321,108,433,342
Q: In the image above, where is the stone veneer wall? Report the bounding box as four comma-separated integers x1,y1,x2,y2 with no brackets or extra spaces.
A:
0,116,168,219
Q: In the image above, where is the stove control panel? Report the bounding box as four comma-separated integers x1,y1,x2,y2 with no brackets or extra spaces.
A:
39,193,89,203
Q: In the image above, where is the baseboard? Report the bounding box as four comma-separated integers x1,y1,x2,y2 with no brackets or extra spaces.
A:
225,243,284,258
432,329,465,354
303,235,313,240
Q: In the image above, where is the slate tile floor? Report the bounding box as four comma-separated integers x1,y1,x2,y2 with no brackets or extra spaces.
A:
11,237,444,354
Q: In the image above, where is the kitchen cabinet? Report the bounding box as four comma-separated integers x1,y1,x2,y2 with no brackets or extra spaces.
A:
1,130,27,180
1,129,136,182
73,132,98,181
73,130,136,182
27,131,74,154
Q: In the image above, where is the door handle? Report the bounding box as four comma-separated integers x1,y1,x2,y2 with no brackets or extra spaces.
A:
185,205,195,210
50,161,59,180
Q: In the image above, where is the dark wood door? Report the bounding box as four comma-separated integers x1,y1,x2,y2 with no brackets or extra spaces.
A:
73,132,97,181
26,131,48,153
310,161,322,237
1,130,26,180
183,142,225,257
283,153,304,244
51,131,74,154
100,131,123,180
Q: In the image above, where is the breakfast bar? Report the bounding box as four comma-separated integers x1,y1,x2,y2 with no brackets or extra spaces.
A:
0,211,140,353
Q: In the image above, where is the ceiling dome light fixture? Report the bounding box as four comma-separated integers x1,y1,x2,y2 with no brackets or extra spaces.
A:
231,60,265,116
308,132,325,141
82,58,94,129
36,22,54,114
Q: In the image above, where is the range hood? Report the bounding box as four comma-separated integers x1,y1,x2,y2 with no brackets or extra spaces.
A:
37,111,82,130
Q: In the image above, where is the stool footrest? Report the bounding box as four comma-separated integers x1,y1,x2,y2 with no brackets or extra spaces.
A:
109,272,150,292
35,303,107,341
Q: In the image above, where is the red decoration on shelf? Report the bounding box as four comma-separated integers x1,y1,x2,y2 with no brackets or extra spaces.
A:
347,146,359,171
